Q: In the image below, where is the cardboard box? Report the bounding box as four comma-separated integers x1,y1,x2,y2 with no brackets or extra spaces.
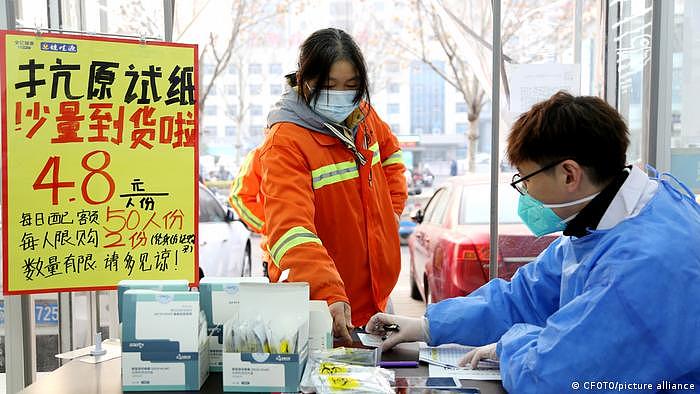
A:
308,300,333,352
222,282,309,392
117,280,189,323
121,290,209,391
198,276,269,371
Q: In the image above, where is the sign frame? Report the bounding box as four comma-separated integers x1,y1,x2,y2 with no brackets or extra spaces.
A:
1,30,200,295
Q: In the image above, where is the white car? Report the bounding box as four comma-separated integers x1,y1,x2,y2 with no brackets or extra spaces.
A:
199,183,252,277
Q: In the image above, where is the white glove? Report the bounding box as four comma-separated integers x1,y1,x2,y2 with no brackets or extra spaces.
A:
366,313,430,351
458,343,498,369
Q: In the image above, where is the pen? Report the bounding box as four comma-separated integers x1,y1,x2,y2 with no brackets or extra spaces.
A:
379,360,419,368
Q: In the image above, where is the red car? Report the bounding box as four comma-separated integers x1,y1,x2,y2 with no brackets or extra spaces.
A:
408,175,557,303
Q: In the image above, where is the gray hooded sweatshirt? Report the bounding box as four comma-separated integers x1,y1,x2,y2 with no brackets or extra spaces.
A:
266,85,367,165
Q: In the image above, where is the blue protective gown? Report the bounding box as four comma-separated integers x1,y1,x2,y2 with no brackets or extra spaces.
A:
426,178,700,393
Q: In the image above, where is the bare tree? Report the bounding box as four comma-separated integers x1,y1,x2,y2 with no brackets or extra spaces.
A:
195,0,297,111
115,0,163,38
351,21,395,95
220,53,249,164
174,0,306,159
381,0,581,172
210,1,308,163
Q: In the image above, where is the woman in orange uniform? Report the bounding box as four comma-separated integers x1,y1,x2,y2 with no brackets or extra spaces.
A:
259,28,407,343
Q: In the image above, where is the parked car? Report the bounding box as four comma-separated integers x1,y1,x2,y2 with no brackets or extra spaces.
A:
398,219,416,245
399,194,432,245
199,183,252,277
408,176,557,303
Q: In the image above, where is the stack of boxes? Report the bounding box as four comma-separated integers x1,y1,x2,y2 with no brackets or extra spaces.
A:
117,278,322,392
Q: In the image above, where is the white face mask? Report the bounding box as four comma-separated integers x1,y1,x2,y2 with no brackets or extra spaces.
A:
306,83,359,123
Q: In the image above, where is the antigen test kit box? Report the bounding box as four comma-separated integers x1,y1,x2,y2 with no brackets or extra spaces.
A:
117,279,189,323
198,276,269,371
222,282,309,392
121,290,209,391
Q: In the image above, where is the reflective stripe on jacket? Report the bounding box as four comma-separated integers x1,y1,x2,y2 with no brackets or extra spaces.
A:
228,147,271,264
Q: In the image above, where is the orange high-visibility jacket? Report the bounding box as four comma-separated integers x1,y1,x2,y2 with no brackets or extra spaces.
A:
259,104,407,326
228,147,272,264
229,148,265,234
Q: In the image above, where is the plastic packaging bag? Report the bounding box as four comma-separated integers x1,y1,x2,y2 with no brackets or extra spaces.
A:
301,360,394,394
198,310,208,348
312,370,394,394
300,348,392,393
223,315,302,354
312,347,381,366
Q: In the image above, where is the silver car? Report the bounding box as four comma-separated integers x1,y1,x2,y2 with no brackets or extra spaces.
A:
199,183,252,277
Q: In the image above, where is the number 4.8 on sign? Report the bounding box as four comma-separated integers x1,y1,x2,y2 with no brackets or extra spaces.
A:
33,150,116,205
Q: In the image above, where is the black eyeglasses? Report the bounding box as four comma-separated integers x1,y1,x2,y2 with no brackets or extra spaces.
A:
510,159,569,195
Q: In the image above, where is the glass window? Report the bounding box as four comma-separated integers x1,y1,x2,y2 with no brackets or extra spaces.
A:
456,102,468,113
669,0,700,195
226,84,237,95
388,103,400,114
428,188,452,225
228,64,237,74
612,0,653,165
270,84,283,95
204,105,218,116
204,64,215,74
249,84,262,95
33,294,60,373
225,126,236,137
249,63,262,74
410,61,444,135
456,123,468,134
82,0,164,37
250,105,263,116
422,188,446,224
388,83,400,94
330,0,350,14
390,124,400,133
203,125,217,136
459,185,521,225
269,63,283,74
199,186,226,222
226,105,238,116
249,125,265,138
209,85,217,96
387,61,400,73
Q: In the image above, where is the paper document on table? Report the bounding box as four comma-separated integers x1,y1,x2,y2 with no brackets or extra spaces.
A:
420,344,501,381
428,363,501,380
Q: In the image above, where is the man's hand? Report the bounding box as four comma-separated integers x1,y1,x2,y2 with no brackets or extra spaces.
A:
366,313,430,351
459,343,498,369
329,302,354,345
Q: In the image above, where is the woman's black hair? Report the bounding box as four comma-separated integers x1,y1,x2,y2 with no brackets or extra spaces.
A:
285,28,370,107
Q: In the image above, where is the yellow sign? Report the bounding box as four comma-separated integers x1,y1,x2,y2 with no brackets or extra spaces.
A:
1,31,199,294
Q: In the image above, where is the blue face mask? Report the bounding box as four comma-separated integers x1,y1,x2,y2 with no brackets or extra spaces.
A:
309,87,359,123
517,192,599,237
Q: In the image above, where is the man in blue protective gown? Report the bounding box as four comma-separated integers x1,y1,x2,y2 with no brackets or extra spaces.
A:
367,91,700,393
